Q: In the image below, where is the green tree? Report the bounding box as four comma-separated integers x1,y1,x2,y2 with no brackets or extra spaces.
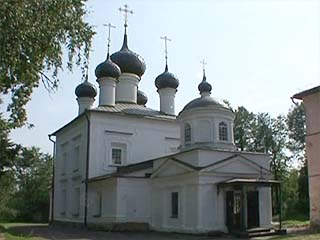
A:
0,0,94,129
287,103,306,163
0,147,53,222
12,147,53,222
287,103,308,216
0,0,94,222
233,106,255,151
234,110,288,179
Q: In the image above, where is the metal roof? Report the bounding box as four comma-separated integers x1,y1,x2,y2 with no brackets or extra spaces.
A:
218,178,281,186
293,85,320,100
50,104,176,136
92,103,176,120
179,96,231,113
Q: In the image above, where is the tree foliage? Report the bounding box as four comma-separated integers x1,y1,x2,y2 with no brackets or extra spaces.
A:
233,106,255,151
233,107,288,179
0,0,94,222
233,104,308,217
287,103,306,162
0,0,94,129
0,147,52,222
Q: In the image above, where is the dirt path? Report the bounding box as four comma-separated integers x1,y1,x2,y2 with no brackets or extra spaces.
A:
0,230,4,240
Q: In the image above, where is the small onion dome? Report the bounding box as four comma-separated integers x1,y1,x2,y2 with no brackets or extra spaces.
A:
110,34,146,77
95,56,121,79
137,90,148,105
75,81,97,98
198,74,212,93
155,65,179,90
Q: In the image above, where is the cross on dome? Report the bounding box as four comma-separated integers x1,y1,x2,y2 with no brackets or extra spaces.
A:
160,36,172,69
119,4,133,30
103,23,116,58
200,59,207,77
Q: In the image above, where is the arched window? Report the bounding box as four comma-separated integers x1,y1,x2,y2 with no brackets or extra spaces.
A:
184,123,191,144
219,122,228,141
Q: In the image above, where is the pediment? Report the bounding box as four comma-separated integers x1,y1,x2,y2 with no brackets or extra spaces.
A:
201,155,269,175
151,158,195,178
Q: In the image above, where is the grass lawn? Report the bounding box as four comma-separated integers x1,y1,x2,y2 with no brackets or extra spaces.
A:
271,232,320,240
0,223,46,240
282,216,310,228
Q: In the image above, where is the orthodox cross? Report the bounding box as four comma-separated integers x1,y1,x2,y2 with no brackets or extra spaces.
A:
200,59,207,76
119,4,133,28
160,36,172,67
103,23,116,56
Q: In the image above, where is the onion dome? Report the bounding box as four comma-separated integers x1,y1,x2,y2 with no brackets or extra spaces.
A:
180,69,231,113
155,65,179,90
198,73,212,94
137,90,148,105
110,34,146,77
75,81,97,98
95,54,121,79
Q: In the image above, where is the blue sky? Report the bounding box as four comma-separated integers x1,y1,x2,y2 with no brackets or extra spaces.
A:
9,0,320,153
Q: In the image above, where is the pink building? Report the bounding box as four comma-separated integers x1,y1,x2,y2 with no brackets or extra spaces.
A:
293,86,320,227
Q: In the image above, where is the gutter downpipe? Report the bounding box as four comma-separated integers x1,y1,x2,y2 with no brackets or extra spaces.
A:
48,134,56,225
84,111,90,227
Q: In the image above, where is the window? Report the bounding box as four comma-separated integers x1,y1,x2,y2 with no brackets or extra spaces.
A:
109,143,127,166
60,189,67,215
61,152,67,175
112,148,122,165
72,188,80,217
171,192,179,218
73,146,80,171
93,192,102,217
184,123,191,144
219,122,228,141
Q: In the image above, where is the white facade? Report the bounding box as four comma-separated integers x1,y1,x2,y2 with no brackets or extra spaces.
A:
51,17,275,234
51,104,274,233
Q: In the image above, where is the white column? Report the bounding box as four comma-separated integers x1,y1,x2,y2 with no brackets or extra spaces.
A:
98,77,116,106
115,73,139,103
77,97,94,115
158,88,177,115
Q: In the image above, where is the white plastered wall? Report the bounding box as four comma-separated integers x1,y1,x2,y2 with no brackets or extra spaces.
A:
88,112,180,178
53,116,88,222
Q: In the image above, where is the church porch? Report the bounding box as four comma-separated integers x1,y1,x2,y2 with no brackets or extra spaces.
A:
217,178,286,238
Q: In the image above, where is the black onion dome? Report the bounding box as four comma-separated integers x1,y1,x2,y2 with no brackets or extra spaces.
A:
110,34,146,77
137,90,148,105
155,65,179,89
181,96,230,112
75,81,97,98
95,56,121,79
198,75,212,93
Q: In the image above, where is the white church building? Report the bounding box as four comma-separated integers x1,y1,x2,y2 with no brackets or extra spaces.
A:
50,6,280,235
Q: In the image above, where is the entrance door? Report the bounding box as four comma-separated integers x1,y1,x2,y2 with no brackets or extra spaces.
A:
247,191,260,229
226,191,241,231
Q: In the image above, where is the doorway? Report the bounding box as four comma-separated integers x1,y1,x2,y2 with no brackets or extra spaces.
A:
247,191,260,228
226,190,260,231
226,191,241,230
